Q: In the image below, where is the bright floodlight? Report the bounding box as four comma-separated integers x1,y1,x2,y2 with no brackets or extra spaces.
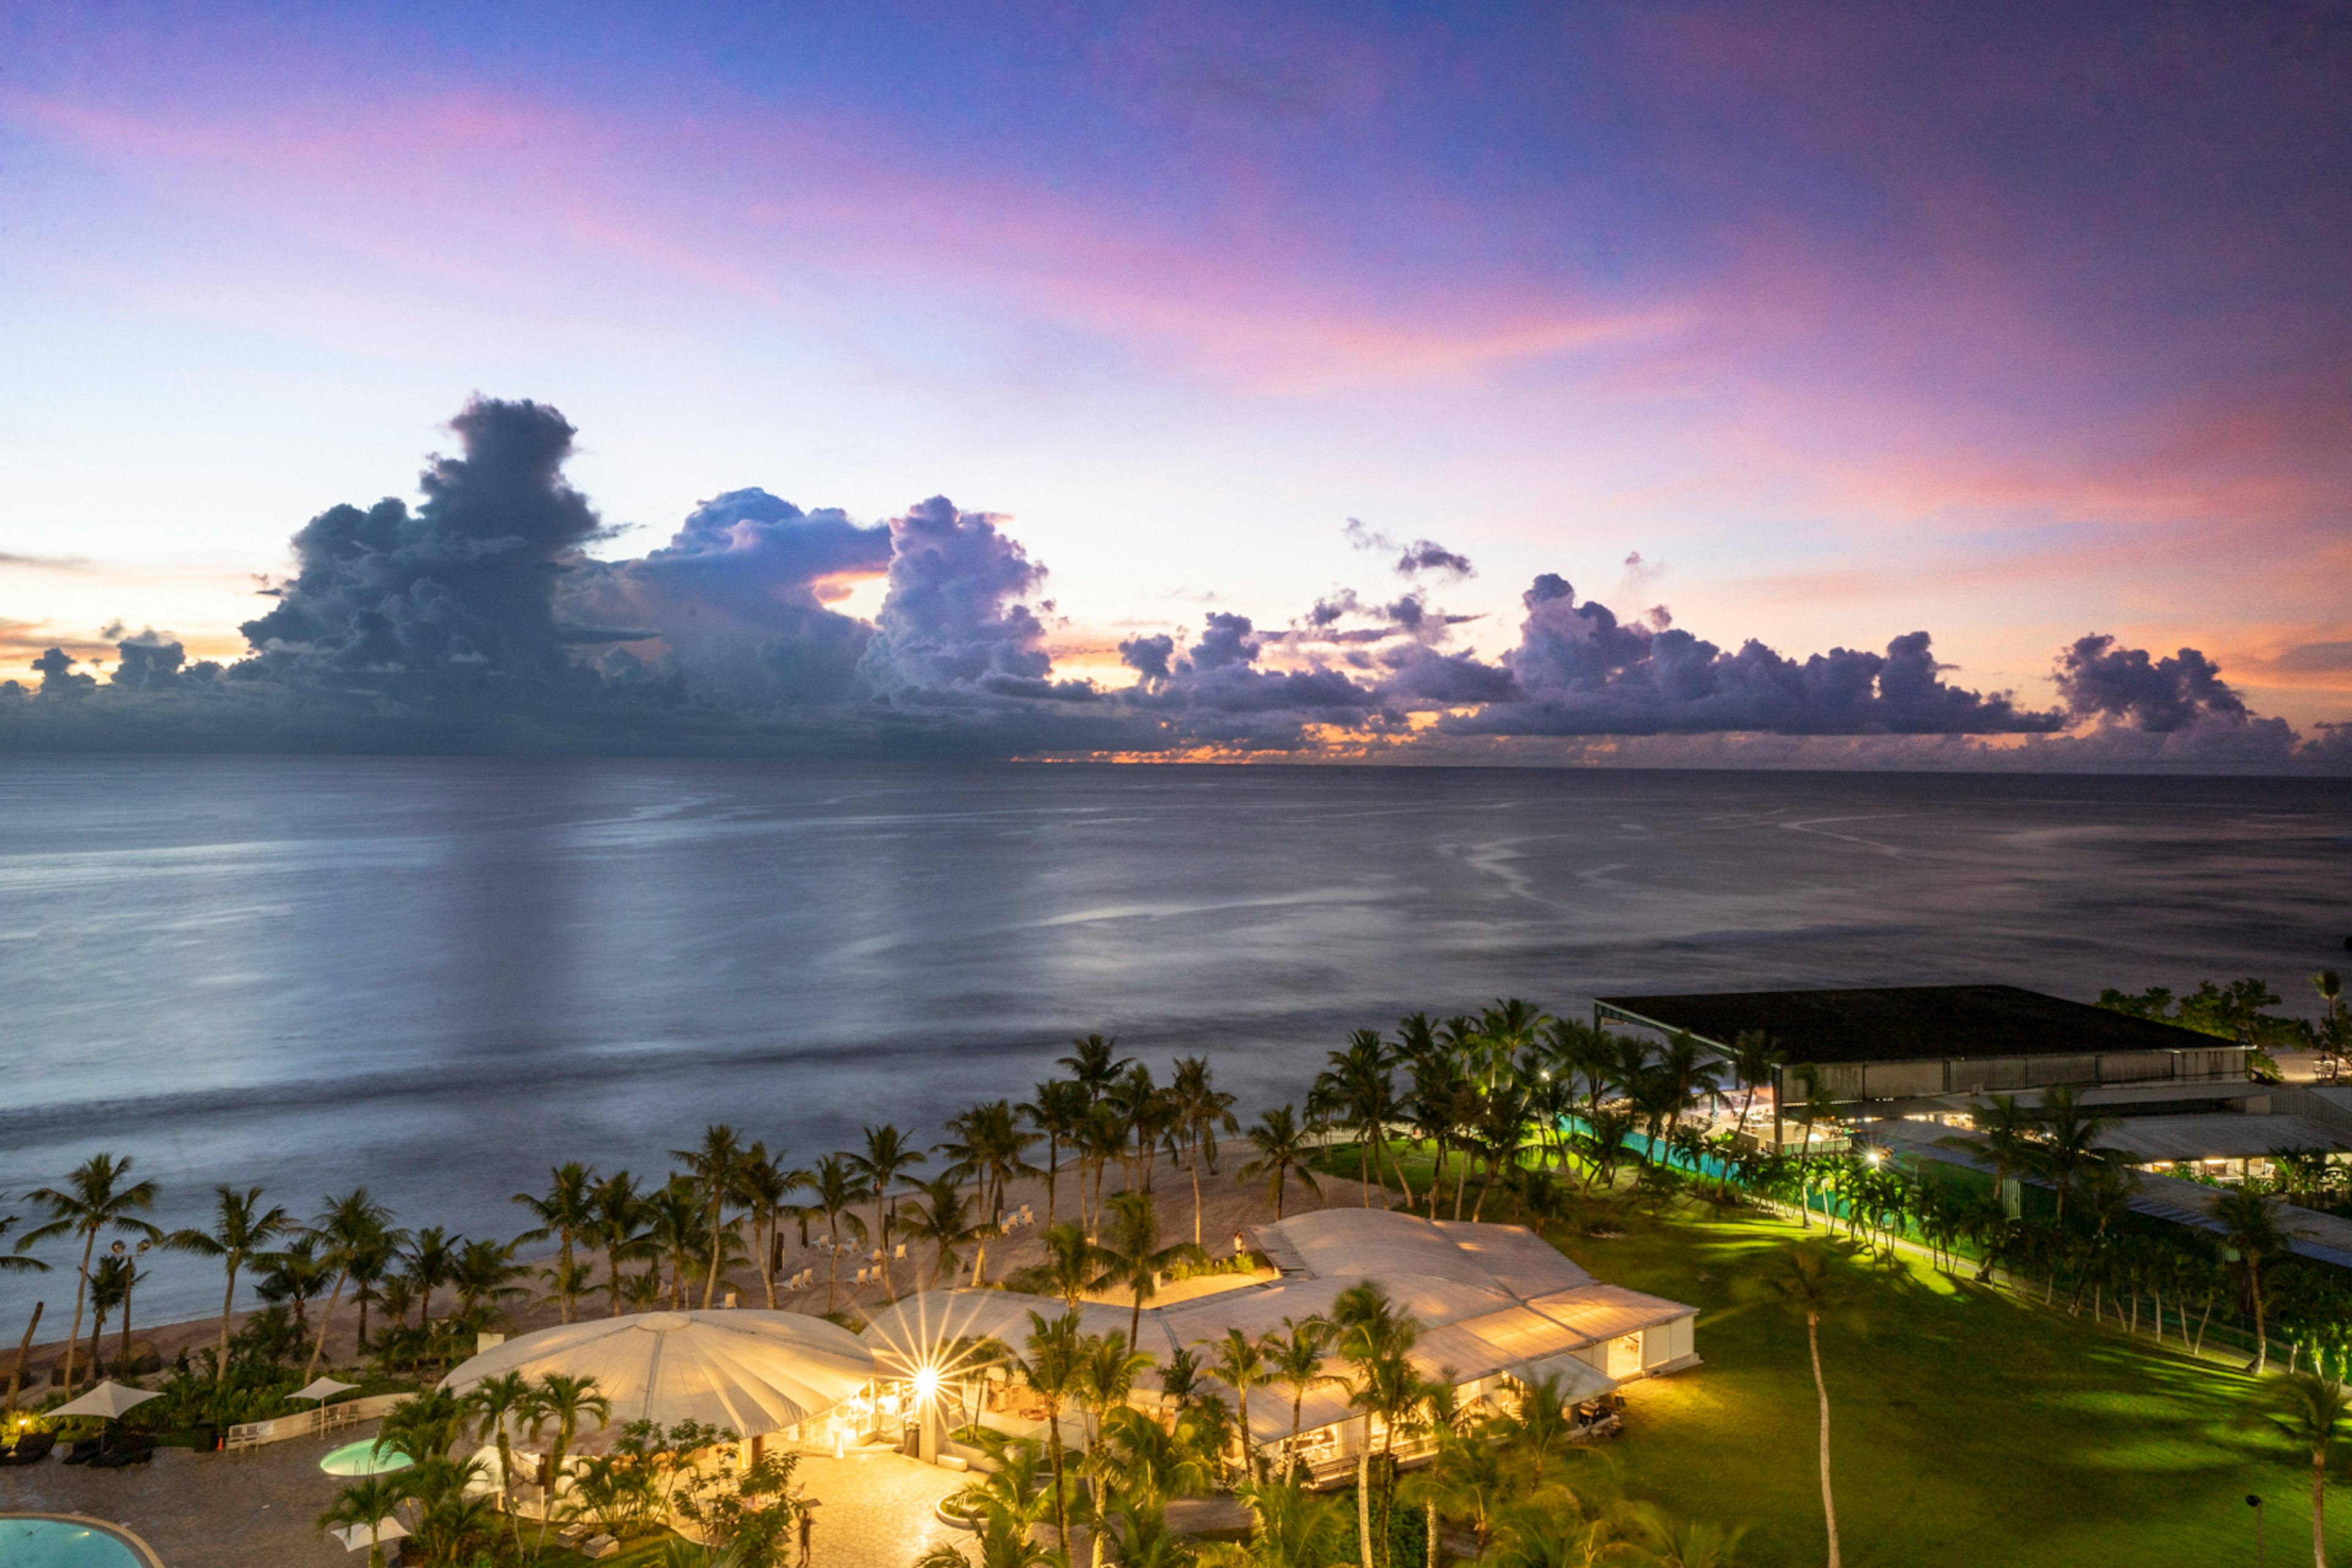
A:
912,1365,941,1404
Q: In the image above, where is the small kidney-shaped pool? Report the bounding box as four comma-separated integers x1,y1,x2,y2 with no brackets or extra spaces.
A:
320,1437,413,1477
0,1516,153,1567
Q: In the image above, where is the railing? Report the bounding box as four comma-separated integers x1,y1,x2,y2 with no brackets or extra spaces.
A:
225,1392,410,1450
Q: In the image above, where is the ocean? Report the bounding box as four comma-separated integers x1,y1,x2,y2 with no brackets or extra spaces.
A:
1,758,2346,1326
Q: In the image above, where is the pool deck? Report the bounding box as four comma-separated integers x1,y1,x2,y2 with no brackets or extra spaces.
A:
1,1430,352,1568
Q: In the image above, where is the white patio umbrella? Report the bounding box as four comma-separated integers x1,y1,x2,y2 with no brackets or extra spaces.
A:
48,1379,163,1421
330,1517,411,1554
440,1310,874,1446
293,1374,360,1406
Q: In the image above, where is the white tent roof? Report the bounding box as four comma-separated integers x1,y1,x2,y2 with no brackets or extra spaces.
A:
293,1376,360,1403
440,1310,874,1443
49,1379,162,1420
330,1518,412,1553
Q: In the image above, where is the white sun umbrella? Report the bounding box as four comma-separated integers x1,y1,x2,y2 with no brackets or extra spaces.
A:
48,1379,163,1422
294,1375,361,1406
439,1310,875,1446
330,1517,411,1554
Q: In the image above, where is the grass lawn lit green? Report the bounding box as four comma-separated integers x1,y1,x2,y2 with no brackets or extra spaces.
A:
1316,1145,2332,1567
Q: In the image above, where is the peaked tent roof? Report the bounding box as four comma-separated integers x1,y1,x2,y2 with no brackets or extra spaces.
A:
441,1310,874,1444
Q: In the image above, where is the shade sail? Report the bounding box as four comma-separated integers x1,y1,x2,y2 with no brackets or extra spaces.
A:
440,1310,875,1442
293,1376,360,1403
49,1379,163,1420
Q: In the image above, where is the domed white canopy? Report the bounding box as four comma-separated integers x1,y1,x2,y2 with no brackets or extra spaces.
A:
440,1310,875,1443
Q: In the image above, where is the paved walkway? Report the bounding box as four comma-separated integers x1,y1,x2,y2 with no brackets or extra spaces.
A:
796,1451,970,1568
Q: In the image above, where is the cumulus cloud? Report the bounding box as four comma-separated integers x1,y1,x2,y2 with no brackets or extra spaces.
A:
2054,635,2248,731
1442,575,2064,737
0,396,2340,771
238,397,607,699
562,488,889,707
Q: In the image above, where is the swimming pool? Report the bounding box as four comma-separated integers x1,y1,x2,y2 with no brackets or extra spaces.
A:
0,1517,151,1567
320,1436,413,1477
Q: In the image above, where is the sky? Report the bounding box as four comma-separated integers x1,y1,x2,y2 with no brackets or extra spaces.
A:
1,2,2347,766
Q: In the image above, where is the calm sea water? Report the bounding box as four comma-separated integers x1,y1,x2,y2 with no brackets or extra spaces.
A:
2,758,2346,1325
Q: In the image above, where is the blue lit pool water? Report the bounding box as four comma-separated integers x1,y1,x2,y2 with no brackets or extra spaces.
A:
320,1438,412,1477
0,1518,147,1567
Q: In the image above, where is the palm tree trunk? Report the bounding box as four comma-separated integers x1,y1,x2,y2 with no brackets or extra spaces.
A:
2313,1449,2327,1568
703,1205,725,1308
1810,1310,1841,1568
1191,1146,1205,1248
7,1302,43,1415
61,1231,96,1392
216,1267,239,1390
761,1220,777,1309
1047,1405,1069,1553
2253,1271,2271,1374
307,1270,350,1379
606,1250,624,1318
1356,1445,1373,1568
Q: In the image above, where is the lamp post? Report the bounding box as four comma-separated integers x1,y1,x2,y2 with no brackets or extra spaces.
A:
2247,1492,2264,1568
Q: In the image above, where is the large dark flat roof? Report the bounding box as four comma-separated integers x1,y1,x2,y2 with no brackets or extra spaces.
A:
1594,984,2230,1065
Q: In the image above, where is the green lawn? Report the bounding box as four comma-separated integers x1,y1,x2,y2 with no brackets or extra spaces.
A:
1314,1145,2328,1567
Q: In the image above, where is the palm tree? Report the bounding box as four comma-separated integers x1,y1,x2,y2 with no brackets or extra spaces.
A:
1170,1057,1240,1246
643,1178,706,1310
512,1163,597,1324
317,1474,409,1568
1060,1033,1133,1104
807,1154,871,1311
1769,1239,1864,1568
938,1101,1038,1280
2258,1371,2348,1568
1024,1079,1091,1228
1110,1065,1177,1196
2035,1087,2120,1223
258,1232,333,1332
900,1175,979,1292
1328,1284,1425,1568
1205,1477,1357,1568
165,1184,291,1391
1477,998,1551,1086
1,1203,52,1416
1722,1030,1784,1194
736,1145,805,1309
1238,1106,1322,1220
526,1371,611,1553
307,1188,404,1379
1397,1413,1510,1559
1088,1190,1205,1346
21,1153,162,1392
1313,1030,1404,1208
1205,1327,1272,1480
670,1124,752,1309
1016,1310,1085,1553
584,1174,647,1318
2215,1186,2290,1373
463,1369,537,1549
1036,1221,1094,1312
1075,1101,1129,1242
452,1236,529,1319
1626,1501,1750,1568
1261,1316,1340,1474
846,1124,926,1302
403,1226,458,1329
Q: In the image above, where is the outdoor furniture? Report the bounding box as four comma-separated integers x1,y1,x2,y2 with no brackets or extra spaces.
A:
88,1436,156,1468
0,1430,55,1466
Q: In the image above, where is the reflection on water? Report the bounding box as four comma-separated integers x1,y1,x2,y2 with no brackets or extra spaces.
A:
0,758,2345,1323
